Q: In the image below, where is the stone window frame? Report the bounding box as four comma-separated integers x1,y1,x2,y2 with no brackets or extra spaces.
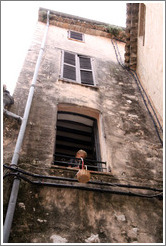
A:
67,30,85,42
53,103,108,172
60,50,96,86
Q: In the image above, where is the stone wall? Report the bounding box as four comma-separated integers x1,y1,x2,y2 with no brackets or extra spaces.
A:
124,3,139,70
3,19,163,243
124,2,163,128
6,184,162,243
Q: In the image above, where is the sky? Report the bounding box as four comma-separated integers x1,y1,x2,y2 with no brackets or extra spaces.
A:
1,1,127,95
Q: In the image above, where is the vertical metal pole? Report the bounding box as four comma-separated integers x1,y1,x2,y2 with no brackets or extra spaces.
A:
3,179,20,242
3,11,50,243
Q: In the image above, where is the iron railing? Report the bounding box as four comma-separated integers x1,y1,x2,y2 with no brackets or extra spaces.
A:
53,154,107,172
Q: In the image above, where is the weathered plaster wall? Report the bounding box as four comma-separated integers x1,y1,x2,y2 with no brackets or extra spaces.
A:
3,20,163,243
137,3,163,123
7,184,162,243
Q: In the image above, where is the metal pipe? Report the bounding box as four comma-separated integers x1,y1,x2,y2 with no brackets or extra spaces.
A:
54,160,107,170
3,10,50,243
11,12,50,167
3,108,23,122
3,179,20,242
54,153,107,164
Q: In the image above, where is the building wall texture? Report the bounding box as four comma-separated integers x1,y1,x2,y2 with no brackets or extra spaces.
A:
137,3,163,123
3,15,163,243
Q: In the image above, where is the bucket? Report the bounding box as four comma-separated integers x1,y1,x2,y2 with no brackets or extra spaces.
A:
76,158,90,183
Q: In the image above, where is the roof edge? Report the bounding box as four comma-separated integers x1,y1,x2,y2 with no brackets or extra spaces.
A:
38,7,126,42
39,7,125,29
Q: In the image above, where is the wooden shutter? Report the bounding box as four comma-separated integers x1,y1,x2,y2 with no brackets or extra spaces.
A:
61,51,95,85
79,56,94,85
69,31,83,41
63,51,76,81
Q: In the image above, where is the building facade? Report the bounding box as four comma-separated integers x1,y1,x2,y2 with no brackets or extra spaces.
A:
125,2,163,127
3,6,163,243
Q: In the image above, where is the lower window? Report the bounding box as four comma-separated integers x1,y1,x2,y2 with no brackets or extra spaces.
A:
53,111,106,172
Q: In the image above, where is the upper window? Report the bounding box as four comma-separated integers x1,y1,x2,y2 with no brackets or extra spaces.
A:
61,51,95,86
68,30,84,42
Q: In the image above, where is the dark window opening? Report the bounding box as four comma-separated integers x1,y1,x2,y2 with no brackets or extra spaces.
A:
53,111,106,172
68,30,84,42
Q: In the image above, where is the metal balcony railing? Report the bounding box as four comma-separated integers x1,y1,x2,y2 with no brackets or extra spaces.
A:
53,154,107,172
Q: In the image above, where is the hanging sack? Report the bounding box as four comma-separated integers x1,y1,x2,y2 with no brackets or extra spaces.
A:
76,158,90,183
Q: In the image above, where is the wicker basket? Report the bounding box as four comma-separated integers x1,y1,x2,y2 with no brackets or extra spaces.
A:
76,168,90,183
76,158,90,183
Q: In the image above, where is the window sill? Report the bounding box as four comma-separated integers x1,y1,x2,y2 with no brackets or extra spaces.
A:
68,38,85,43
58,78,99,90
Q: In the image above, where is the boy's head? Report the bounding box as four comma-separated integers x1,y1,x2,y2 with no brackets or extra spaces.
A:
76,149,87,159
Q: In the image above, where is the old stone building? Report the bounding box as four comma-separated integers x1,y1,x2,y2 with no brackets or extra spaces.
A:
3,4,163,244
125,2,163,128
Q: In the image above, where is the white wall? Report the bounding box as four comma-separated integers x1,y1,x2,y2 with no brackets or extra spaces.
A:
137,3,164,124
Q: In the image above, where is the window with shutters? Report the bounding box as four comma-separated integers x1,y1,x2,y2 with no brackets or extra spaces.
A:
68,30,84,42
61,51,95,86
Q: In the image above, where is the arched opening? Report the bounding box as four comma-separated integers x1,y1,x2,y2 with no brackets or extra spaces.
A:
53,104,106,172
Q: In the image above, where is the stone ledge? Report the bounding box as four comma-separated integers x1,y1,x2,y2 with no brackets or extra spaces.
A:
38,7,126,41
58,79,99,90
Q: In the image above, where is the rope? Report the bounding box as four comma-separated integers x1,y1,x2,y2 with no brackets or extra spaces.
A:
81,157,84,169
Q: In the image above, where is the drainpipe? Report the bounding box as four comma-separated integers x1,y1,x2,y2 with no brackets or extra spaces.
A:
3,10,50,243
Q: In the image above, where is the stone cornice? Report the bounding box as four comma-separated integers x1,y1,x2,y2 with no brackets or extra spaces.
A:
38,7,126,42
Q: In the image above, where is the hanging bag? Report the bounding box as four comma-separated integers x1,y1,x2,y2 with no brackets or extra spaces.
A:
76,158,90,183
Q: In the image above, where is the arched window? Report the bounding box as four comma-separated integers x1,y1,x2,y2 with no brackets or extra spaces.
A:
53,105,107,172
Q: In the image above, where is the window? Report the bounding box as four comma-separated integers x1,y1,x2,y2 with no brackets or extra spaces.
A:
53,111,106,172
68,30,84,42
61,51,95,86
